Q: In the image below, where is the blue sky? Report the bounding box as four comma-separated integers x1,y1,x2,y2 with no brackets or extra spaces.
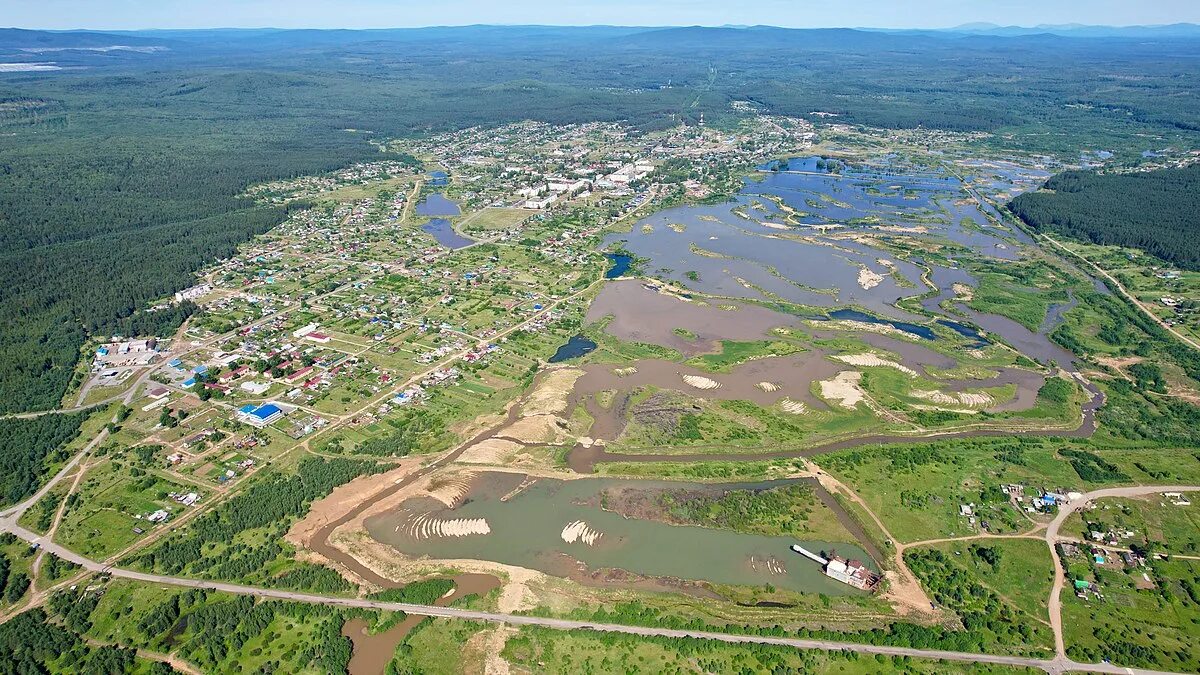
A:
9,0,1200,31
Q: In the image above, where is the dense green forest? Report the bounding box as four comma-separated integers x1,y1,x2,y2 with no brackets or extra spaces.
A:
0,410,88,506
1009,165,1200,269
0,26,1197,413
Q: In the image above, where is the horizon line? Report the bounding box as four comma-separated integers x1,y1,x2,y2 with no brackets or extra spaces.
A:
6,21,1199,33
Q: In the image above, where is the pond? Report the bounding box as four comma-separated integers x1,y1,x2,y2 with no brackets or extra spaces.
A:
604,252,632,278
548,335,597,363
415,193,460,216
421,218,475,249
364,473,876,597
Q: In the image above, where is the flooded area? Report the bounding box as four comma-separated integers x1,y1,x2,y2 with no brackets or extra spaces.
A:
586,279,801,355
574,355,842,412
605,157,1029,320
364,472,876,596
921,264,1078,368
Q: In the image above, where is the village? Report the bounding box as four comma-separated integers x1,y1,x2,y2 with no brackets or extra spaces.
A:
61,114,813,517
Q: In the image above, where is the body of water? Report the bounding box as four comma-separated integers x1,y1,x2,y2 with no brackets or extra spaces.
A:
548,335,597,363
365,473,875,596
605,253,632,278
415,193,461,216
421,218,475,249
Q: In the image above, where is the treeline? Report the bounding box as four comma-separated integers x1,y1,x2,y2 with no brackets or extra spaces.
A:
0,606,142,675
43,583,356,674
1009,165,1200,270
505,624,960,674
135,457,380,586
370,578,455,605
0,409,88,507
0,534,33,607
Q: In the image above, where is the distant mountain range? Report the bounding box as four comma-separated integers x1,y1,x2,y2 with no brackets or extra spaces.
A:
939,22,1200,38
2,22,1198,66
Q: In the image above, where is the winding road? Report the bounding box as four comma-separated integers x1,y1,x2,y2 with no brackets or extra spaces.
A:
1043,485,1200,660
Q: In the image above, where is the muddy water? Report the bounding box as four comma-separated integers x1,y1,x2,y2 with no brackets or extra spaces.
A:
365,472,876,597
306,387,530,588
921,264,1078,368
607,203,927,319
342,573,501,675
568,377,1103,474
576,355,842,408
586,279,802,355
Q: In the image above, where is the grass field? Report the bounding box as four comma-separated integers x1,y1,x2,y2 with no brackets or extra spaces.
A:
1062,494,1200,556
460,206,536,232
56,457,206,560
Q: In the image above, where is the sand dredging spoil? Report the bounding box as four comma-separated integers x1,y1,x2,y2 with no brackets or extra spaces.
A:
832,353,917,376
682,374,722,390
399,513,491,539
560,520,603,546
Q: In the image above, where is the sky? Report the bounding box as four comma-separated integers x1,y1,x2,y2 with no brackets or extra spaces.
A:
8,0,1200,31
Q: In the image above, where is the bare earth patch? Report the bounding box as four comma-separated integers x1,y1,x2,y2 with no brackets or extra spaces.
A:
496,414,568,445
521,367,584,417
818,370,866,409
458,438,523,465
682,374,722,390
911,389,994,410
779,398,809,415
286,456,425,551
857,266,884,290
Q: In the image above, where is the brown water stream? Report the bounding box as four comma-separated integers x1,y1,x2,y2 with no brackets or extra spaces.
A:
341,573,501,675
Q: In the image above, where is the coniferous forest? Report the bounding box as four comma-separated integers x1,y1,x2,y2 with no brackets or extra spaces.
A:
1009,165,1200,269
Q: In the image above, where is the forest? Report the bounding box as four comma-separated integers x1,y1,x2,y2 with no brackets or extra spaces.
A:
0,410,88,507
0,26,1198,414
1009,165,1200,269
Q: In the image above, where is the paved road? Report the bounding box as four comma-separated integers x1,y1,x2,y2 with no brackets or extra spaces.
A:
0,516,1189,675
1045,485,1200,660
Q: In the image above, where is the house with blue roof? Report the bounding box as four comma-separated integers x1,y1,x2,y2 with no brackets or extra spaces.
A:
236,402,285,428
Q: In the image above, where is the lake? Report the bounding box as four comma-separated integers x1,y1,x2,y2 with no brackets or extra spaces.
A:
415,193,460,216
421,218,475,249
